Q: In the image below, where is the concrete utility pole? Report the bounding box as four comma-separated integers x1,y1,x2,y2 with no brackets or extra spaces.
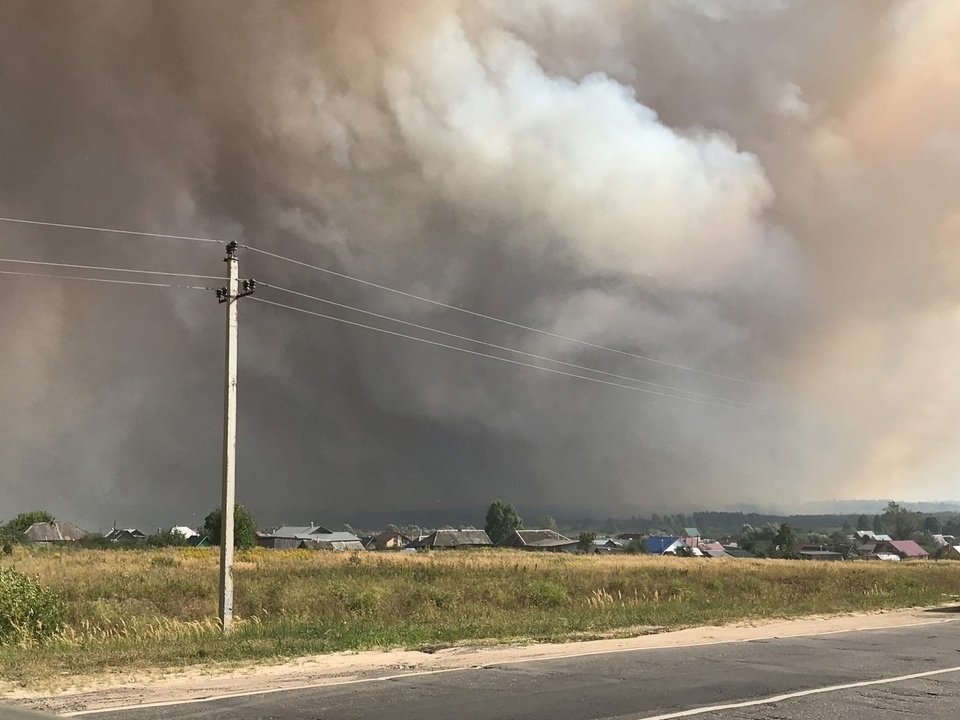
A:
215,241,256,634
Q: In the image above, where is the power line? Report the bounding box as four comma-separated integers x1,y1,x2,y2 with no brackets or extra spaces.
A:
0,257,225,281
261,282,761,409
0,216,223,245
0,215,759,386
250,296,763,414
0,269,216,291
242,244,760,387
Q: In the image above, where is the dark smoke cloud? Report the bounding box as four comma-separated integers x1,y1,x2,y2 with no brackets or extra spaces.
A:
1,0,958,531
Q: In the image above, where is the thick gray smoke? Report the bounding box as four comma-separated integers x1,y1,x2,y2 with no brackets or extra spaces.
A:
2,0,959,530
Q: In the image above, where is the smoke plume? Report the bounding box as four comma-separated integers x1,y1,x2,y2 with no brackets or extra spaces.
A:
1,0,959,529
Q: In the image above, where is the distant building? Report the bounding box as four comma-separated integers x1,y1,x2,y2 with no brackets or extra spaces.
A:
875,540,929,560
680,528,701,547
104,527,147,543
645,536,683,555
370,531,412,551
257,524,364,551
407,529,492,549
169,526,199,540
932,534,956,548
944,545,960,561
22,521,89,544
798,549,844,561
721,546,756,558
497,529,572,551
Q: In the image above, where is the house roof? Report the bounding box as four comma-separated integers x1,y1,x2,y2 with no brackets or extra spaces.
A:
703,548,729,558
170,526,198,539
104,527,146,540
409,529,492,548
270,525,333,538
683,528,701,537
645,536,682,554
932,534,956,547
497,529,572,547
300,537,366,551
884,539,929,557
721,546,756,558
23,521,89,542
799,550,844,560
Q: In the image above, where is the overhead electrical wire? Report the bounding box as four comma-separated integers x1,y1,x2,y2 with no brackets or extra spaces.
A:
242,244,760,386
250,296,764,415
0,216,224,245
0,214,760,387
0,269,216,291
261,282,762,410
0,257,225,281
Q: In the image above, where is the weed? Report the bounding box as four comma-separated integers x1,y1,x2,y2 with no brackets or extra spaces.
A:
1,548,958,688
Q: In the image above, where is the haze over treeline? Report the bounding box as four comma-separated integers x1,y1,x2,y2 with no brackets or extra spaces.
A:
2,1,959,531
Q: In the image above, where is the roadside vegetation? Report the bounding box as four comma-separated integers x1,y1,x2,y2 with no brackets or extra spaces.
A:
1,545,958,688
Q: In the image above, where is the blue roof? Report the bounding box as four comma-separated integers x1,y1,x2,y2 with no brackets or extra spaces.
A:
645,536,681,554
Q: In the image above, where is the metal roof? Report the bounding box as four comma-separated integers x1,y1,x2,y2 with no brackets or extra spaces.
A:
269,525,334,538
645,536,681,554
882,539,929,557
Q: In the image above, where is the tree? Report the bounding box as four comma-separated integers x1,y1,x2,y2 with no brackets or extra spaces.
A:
773,523,798,558
625,538,649,555
536,514,557,531
856,514,871,531
577,532,597,553
4,511,55,535
203,503,257,549
484,501,523,544
872,514,885,534
923,515,942,534
883,502,923,541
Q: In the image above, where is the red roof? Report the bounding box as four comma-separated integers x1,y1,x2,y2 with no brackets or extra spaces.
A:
886,540,929,558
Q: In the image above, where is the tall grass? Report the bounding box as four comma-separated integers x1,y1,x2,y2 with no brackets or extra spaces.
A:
1,546,957,687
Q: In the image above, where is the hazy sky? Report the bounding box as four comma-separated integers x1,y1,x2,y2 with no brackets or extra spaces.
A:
1,0,959,531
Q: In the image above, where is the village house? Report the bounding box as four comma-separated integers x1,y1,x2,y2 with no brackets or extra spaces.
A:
369,530,412,551
22,521,89,544
680,528,701,547
645,536,683,555
257,524,364,551
874,539,929,560
496,529,572,551
104,527,147,543
407,529,492,549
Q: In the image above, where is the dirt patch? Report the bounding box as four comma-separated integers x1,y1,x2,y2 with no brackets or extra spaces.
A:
4,607,954,715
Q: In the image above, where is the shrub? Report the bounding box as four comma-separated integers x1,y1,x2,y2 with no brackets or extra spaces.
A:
0,566,66,643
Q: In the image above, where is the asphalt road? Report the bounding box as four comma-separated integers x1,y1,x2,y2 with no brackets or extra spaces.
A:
73,612,960,720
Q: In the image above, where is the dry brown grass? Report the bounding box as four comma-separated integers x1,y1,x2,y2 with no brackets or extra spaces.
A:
1,546,958,687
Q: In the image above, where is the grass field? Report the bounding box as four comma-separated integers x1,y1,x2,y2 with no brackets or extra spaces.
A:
1,546,958,688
